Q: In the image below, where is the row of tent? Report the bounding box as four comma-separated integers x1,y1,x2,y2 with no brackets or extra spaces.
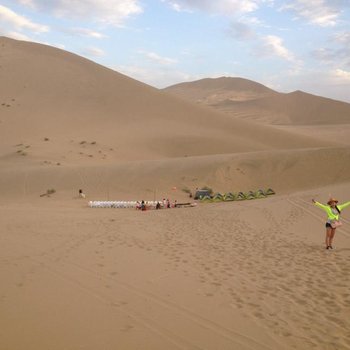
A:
199,189,275,202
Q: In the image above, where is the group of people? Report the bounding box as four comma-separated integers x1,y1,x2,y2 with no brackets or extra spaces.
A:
137,198,177,211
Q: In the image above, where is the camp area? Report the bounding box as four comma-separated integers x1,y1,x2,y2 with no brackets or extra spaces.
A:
194,188,275,202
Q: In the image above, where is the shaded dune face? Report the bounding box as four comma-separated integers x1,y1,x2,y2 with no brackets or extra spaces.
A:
0,36,349,199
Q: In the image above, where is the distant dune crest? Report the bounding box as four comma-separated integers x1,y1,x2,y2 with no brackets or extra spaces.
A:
164,77,350,126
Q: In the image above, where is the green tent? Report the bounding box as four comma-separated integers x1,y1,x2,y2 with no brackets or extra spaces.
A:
255,189,267,198
212,193,224,202
200,195,213,202
236,191,246,200
224,192,235,201
265,188,276,195
245,191,256,200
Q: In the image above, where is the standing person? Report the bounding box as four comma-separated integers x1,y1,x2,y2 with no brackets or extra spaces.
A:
312,198,350,249
141,200,146,211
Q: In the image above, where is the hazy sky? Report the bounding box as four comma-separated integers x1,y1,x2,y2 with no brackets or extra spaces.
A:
1,0,350,102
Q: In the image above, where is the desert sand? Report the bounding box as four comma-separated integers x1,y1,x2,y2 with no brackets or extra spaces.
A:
1,37,350,350
164,77,350,126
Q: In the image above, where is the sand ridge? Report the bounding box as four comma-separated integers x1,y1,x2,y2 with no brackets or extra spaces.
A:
163,77,350,126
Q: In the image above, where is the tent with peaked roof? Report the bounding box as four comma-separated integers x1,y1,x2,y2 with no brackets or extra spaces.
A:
256,189,267,197
245,191,256,200
224,192,235,201
200,195,212,202
212,193,224,202
236,192,246,200
265,188,276,195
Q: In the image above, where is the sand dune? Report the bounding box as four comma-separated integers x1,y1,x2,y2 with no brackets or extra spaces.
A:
0,36,347,200
163,77,275,104
1,37,350,350
1,36,346,201
164,77,350,126
0,37,331,163
163,77,275,103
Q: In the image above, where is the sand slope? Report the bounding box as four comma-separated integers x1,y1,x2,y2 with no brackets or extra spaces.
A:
1,37,350,200
1,183,350,350
0,38,330,162
164,77,350,125
2,146,350,201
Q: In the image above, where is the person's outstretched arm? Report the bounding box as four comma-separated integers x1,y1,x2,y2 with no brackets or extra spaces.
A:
312,199,328,211
338,201,350,211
